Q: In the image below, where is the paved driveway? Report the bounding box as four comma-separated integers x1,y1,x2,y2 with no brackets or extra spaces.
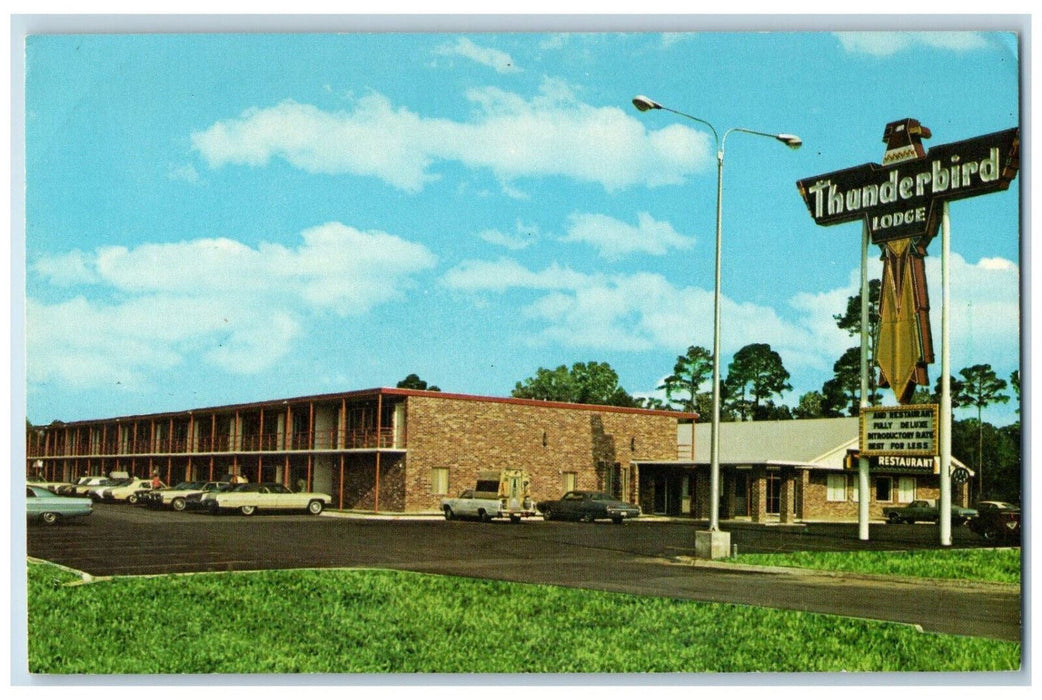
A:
26,505,1022,642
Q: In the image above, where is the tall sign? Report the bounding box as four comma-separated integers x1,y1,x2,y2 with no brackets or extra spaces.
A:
796,120,1019,402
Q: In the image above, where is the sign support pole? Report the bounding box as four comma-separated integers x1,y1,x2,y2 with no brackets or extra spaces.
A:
939,202,953,547
858,221,871,541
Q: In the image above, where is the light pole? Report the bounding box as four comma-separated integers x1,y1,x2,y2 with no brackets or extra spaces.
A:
632,95,801,534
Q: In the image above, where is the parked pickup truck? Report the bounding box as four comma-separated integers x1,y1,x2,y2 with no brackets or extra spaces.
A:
883,499,978,525
440,469,536,523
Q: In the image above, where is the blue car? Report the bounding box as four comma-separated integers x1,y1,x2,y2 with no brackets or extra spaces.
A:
26,485,93,525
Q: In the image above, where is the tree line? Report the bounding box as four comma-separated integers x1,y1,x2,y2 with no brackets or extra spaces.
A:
399,278,1021,502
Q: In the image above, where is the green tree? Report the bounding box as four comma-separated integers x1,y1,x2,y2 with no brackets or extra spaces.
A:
396,374,441,392
723,343,792,421
793,391,825,419
824,347,863,416
954,364,1010,501
1011,369,1020,417
512,362,636,407
834,278,882,404
657,345,713,412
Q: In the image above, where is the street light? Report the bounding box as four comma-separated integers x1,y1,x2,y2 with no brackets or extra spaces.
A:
632,95,801,534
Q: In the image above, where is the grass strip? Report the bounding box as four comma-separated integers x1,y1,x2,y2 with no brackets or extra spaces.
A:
728,548,1021,585
27,561,1019,674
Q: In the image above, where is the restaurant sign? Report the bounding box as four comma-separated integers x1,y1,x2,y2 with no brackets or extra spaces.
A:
860,404,938,457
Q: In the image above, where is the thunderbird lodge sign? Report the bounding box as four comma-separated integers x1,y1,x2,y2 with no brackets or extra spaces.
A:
796,120,1020,405
796,123,1019,244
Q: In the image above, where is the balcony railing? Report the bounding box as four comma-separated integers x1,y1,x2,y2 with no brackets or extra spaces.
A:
26,427,402,457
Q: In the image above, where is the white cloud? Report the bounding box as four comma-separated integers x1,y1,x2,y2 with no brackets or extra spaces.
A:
27,223,437,388
835,32,989,57
30,250,99,285
925,252,1021,373
478,222,539,251
441,252,1021,396
191,82,711,192
434,37,520,74
443,258,590,294
563,211,694,259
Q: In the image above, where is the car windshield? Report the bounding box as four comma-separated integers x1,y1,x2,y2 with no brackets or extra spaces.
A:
173,481,203,490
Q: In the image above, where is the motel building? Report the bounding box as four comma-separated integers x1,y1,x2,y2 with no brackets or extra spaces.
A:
26,389,971,522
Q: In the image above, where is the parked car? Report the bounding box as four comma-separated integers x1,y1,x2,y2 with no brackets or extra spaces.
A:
968,501,1021,543
99,477,164,504
26,485,93,525
537,490,641,524
882,499,978,526
184,482,237,510
26,480,71,494
142,481,229,511
200,482,332,516
60,476,115,497
440,469,536,523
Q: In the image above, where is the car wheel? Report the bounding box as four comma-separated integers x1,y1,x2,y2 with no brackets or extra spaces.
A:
40,512,60,525
887,512,902,524
443,506,454,520
982,527,999,541
581,513,595,523
307,500,324,515
128,494,139,505
171,498,186,512
542,508,553,521
510,514,521,524
478,509,491,523
612,517,624,525
239,505,256,516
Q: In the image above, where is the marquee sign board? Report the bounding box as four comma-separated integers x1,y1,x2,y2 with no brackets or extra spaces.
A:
796,127,1019,245
860,404,939,457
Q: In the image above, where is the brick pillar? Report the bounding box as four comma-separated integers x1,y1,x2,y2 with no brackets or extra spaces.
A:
780,470,795,523
751,470,767,523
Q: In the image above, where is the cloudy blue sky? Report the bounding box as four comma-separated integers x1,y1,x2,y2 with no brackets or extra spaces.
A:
22,27,1022,426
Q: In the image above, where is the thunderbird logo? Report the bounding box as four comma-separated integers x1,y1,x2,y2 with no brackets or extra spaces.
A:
797,120,1020,403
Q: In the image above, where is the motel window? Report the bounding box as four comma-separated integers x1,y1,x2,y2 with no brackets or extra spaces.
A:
897,477,916,503
875,476,893,503
431,468,449,496
562,471,577,493
827,474,846,502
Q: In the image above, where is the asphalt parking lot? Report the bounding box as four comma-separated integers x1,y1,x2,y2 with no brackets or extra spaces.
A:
26,504,1021,641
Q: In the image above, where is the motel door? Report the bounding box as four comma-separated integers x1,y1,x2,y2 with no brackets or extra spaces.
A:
734,473,750,517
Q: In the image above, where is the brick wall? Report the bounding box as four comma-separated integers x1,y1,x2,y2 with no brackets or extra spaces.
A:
401,396,678,512
802,471,971,521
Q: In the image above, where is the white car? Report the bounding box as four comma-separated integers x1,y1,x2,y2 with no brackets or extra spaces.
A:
200,482,331,516
99,477,164,504
143,481,228,511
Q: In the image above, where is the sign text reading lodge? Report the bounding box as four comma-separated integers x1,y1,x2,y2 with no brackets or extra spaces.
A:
797,128,1019,244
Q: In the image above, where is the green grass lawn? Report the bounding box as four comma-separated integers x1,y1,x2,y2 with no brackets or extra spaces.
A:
728,547,1021,584
27,558,1020,675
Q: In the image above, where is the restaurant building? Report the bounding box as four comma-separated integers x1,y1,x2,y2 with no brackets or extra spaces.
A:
635,417,973,522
